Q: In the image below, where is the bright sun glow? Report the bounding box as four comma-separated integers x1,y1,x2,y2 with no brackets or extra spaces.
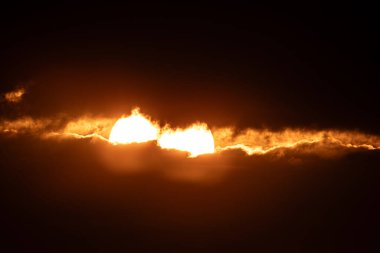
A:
109,109,216,157
158,123,215,157
109,108,159,144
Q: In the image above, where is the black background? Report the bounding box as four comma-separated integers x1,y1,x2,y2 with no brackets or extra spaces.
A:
0,3,377,132
0,3,378,252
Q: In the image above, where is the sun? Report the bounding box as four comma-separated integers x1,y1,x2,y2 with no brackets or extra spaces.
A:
158,123,215,157
108,108,216,157
109,108,159,144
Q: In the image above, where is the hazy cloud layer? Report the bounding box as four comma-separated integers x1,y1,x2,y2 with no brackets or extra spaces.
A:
1,115,380,182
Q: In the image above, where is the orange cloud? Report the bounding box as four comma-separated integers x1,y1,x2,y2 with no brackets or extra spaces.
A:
3,87,26,103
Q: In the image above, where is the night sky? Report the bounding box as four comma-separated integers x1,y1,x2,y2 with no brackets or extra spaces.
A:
0,3,378,252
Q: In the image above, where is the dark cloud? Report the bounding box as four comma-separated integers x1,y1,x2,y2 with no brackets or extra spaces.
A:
1,135,379,251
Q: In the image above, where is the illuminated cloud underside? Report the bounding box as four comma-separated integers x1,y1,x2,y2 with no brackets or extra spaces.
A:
1,108,380,158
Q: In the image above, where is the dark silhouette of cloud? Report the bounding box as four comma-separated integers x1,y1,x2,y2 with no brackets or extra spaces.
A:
1,135,379,251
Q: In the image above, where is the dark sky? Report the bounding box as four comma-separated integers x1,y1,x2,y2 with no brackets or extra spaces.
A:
0,3,378,252
0,3,377,132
